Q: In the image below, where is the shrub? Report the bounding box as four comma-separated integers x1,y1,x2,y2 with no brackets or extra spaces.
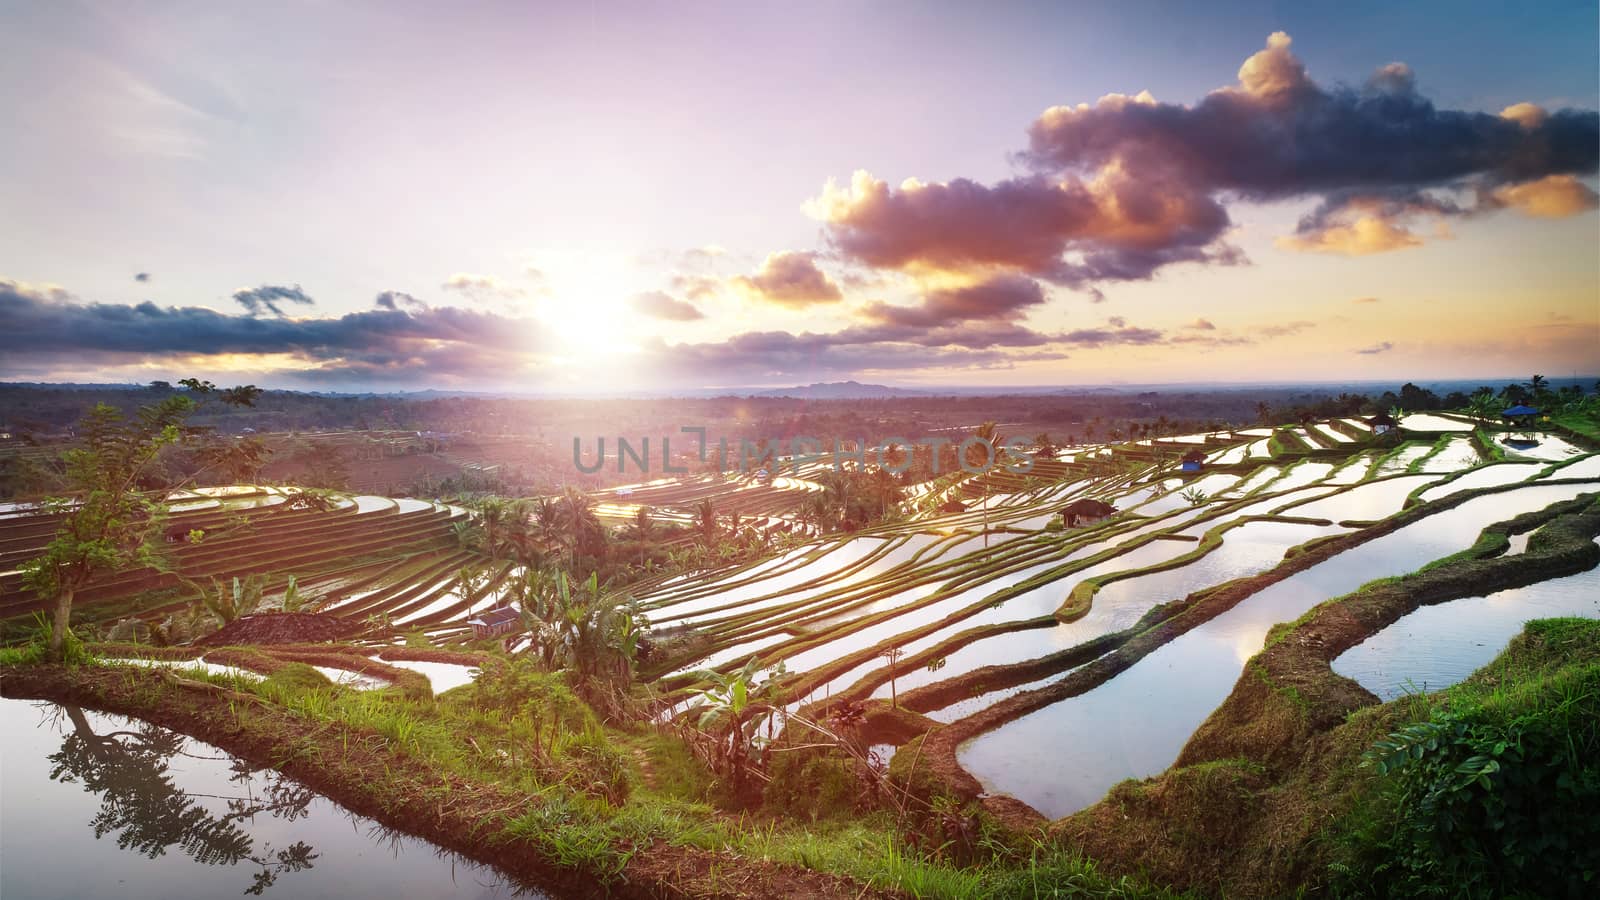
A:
1341,655,1600,897
469,657,595,733
552,727,632,805
765,751,863,820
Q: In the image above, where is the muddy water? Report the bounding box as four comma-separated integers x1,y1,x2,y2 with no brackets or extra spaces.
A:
1331,556,1600,700
958,482,1597,820
0,698,544,899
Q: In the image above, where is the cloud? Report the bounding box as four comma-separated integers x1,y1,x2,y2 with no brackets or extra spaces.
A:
730,251,843,307
1352,296,1381,304
1489,174,1600,218
643,330,1066,382
670,273,722,302
232,283,314,317
134,272,151,283
374,290,427,311
1018,32,1597,265
630,290,705,321
1500,102,1548,130
1,279,547,384
1257,320,1316,338
1356,340,1395,355
1277,207,1425,255
807,170,1238,294
442,272,525,302
857,274,1045,328
1184,317,1216,330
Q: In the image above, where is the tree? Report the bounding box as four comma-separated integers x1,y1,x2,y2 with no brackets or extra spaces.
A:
694,498,719,544
22,383,257,660
626,505,656,569
1526,373,1550,403
23,397,192,661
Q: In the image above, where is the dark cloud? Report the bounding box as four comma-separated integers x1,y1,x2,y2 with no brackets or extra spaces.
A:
232,283,315,317
809,172,1238,295
374,290,427,311
1,280,544,383
810,33,1597,296
134,272,151,283
1356,340,1395,355
1027,33,1597,255
630,290,705,321
643,330,1065,382
858,275,1045,328
730,251,844,307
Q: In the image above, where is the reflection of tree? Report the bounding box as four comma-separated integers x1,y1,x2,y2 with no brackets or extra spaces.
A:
46,705,319,895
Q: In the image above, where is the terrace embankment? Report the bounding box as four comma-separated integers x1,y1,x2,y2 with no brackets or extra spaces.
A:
897,481,1596,827
0,664,887,900
1051,493,1600,898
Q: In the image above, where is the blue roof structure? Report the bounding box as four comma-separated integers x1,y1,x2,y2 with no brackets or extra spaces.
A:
1502,405,1540,417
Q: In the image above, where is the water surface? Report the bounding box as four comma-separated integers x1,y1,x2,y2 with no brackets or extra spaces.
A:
0,699,542,899
1332,560,1600,700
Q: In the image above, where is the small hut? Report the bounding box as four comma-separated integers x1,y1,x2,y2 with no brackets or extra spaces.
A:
469,607,523,641
1501,404,1542,446
1368,412,1398,435
1061,498,1116,528
1180,448,1206,473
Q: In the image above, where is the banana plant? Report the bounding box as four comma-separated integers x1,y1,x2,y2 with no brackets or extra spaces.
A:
184,573,267,626
686,656,788,792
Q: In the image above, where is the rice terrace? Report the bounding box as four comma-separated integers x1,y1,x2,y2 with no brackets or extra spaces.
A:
2,4,1598,899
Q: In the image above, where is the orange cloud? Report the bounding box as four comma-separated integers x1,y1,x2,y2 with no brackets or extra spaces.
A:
1491,174,1599,218
730,251,843,308
1276,204,1424,256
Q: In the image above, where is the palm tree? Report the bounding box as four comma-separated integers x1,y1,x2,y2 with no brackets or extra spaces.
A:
476,497,509,560
627,505,655,569
694,498,718,545
880,441,907,473
556,487,604,568
972,421,1003,540
1526,374,1551,405
1255,401,1272,425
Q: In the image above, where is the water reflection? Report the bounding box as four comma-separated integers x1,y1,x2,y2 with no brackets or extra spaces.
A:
43,704,317,896
1,699,543,899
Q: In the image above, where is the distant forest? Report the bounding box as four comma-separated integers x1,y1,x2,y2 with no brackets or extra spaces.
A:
2,377,1589,438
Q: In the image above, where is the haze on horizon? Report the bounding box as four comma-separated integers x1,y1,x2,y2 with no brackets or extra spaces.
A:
2,1,1597,393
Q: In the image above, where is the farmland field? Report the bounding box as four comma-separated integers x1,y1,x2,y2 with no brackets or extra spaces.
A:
3,410,1597,899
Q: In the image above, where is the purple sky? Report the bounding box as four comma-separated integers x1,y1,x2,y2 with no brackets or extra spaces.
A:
2,1,1597,392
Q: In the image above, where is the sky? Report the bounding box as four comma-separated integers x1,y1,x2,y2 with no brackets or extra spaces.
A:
1,0,1597,393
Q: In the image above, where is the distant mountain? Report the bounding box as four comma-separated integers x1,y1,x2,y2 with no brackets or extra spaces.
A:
747,381,933,399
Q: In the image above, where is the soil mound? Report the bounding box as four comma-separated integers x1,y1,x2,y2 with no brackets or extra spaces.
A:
196,612,360,646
